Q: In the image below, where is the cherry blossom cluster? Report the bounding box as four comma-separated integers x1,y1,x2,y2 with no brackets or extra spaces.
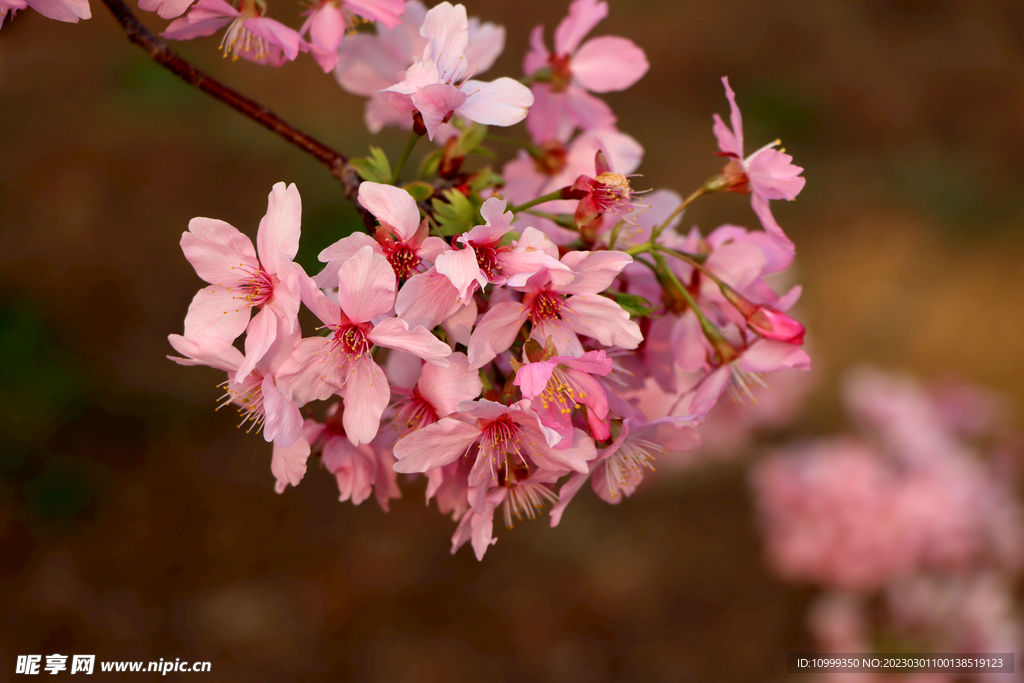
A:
159,0,810,559
752,369,1023,679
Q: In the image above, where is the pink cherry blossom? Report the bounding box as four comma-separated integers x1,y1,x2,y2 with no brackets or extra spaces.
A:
514,348,613,443
523,0,648,141
314,181,445,288
179,182,305,383
713,76,806,251
378,2,533,140
163,0,302,67
299,0,405,73
277,245,451,446
138,0,192,20
468,240,642,368
167,330,310,492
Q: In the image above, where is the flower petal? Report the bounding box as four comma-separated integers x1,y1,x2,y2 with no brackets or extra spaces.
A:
342,358,391,445
337,246,397,323
368,317,452,366
571,36,648,93
358,182,421,242
393,418,481,473
256,182,302,274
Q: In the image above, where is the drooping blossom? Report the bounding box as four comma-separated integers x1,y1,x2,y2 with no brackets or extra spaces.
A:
163,0,302,67
468,239,642,367
513,348,613,443
712,76,806,254
306,403,401,510
523,0,648,141
179,182,305,382
167,329,309,493
551,415,700,525
393,399,596,514
570,150,645,229
451,466,564,560
378,2,533,139
277,245,451,446
299,0,405,73
2,0,88,26
314,181,445,287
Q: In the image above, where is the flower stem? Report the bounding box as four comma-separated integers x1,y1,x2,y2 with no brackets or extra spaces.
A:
509,189,569,214
391,130,421,185
651,186,706,241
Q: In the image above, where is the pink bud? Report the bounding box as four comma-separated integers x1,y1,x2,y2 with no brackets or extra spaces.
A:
749,306,806,345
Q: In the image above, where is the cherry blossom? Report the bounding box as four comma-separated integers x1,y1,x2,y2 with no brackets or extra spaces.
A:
163,0,302,66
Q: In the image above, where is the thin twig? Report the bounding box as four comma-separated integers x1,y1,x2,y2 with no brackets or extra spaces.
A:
100,0,374,227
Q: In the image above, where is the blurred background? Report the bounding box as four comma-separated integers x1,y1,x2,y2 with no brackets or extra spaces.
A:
2,0,1024,680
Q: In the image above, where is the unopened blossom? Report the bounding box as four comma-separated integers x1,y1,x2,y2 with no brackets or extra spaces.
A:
315,182,445,287
468,237,642,367
1,0,88,25
277,245,451,446
378,2,533,139
451,467,564,560
163,0,302,67
712,76,806,254
299,0,405,73
514,348,613,443
167,330,309,493
523,0,648,141
179,182,305,382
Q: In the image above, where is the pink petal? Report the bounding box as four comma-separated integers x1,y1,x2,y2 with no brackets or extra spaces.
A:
342,357,391,445
513,360,557,399
434,246,486,302
751,192,796,257
264,263,302,334
467,300,530,369
358,182,421,242
368,317,451,366
180,217,258,285
561,294,642,349
274,337,339,405
271,435,311,493
565,367,609,419
299,274,343,327
261,374,303,446
571,36,648,93
337,246,397,323
458,78,534,127
687,366,731,418
713,76,744,157
26,0,88,21
255,184,301,275
739,340,811,374
441,299,477,347
526,86,573,144
523,24,549,75
243,16,302,61
302,3,344,72
550,470,589,526
554,0,607,55
412,83,468,140
324,437,376,504
343,0,404,29
563,85,617,133
464,17,504,75
313,233,381,289
394,268,463,330
138,0,192,19
557,250,632,296
393,418,481,473
236,306,278,382
746,148,807,201
558,349,613,376
167,333,243,372
529,426,595,474
183,285,251,341
418,352,482,416
420,1,469,82
531,316,583,357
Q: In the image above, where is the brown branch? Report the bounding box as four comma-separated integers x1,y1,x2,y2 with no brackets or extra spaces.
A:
100,0,372,226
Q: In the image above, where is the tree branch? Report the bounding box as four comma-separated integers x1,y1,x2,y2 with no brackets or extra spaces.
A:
100,0,372,226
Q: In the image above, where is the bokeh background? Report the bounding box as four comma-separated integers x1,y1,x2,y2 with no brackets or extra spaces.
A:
2,0,1024,680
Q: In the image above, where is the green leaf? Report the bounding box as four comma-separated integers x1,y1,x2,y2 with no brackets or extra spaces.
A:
431,189,478,236
418,149,443,178
350,146,392,183
452,122,488,158
607,291,654,318
402,181,434,202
